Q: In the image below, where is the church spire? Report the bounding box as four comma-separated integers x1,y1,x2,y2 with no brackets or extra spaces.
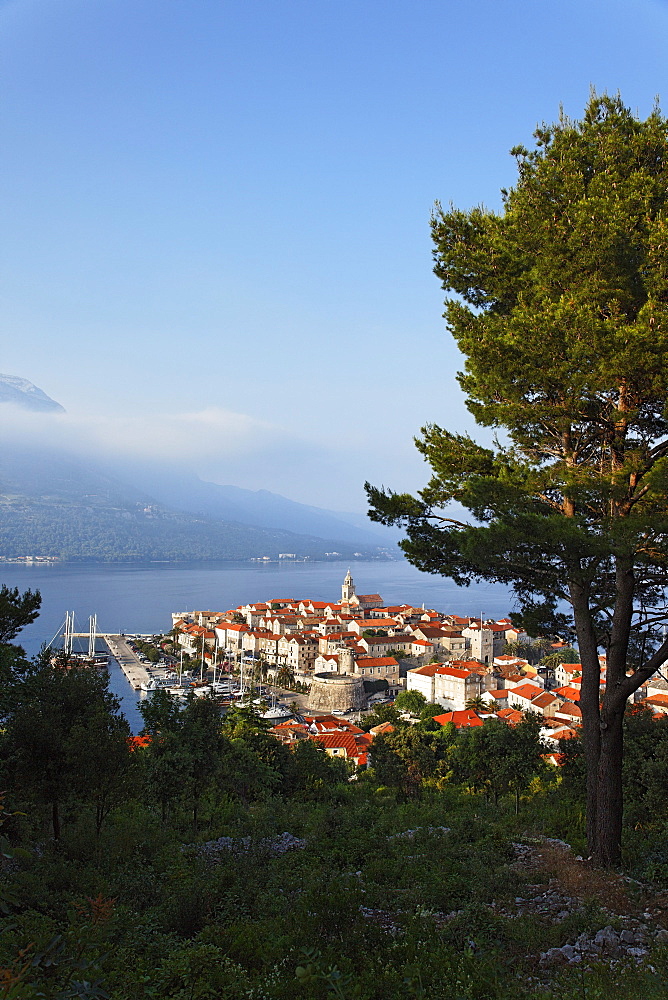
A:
341,569,355,604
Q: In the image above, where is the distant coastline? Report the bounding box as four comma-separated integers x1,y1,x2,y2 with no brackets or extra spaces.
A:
0,552,396,566
0,555,61,564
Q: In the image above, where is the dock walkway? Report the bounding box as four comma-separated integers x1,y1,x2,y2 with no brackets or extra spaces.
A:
104,635,150,690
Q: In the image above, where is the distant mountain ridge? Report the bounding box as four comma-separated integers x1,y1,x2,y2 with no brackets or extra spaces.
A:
0,375,401,561
118,467,401,547
0,374,65,413
0,446,397,563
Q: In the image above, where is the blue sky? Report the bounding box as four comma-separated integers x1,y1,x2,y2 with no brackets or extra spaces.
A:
2,0,668,509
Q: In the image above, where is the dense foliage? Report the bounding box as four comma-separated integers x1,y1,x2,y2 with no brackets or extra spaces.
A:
4,592,668,997
4,702,668,999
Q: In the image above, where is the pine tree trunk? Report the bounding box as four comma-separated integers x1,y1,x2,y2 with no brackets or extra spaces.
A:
593,709,624,866
590,556,635,866
572,560,634,866
570,584,602,857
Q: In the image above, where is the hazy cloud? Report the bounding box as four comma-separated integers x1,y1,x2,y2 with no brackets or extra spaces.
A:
0,401,426,510
0,402,278,463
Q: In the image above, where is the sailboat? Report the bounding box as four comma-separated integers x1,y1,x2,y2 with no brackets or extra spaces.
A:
51,613,109,668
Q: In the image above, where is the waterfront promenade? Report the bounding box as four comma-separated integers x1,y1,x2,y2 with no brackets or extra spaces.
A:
104,635,150,690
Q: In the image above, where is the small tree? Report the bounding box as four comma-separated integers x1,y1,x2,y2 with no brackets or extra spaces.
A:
360,704,401,732
540,647,580,669
287,738,348,793
179,696,225,834
465,695,489,713
448,716,545,809
386,648,407,660
394,689,428,716
276,665,295,689
370,726,449,794
69,699,134,834
417,702,446,730
7,664,131,839
0,586,42,721
501,640,534,661
139,687,182,736
142,692,226,833
0,585,41,644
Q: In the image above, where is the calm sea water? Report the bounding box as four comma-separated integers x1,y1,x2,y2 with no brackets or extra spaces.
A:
1,559,514,732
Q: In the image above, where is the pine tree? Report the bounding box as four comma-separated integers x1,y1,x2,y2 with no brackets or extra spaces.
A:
367,93,668,865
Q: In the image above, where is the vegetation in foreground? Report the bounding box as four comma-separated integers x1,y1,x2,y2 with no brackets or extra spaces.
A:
2,655,668,994
3,762,668,1000
3,589,668,999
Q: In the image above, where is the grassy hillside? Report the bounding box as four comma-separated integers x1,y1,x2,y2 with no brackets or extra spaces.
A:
4,783,668,999
3,699,668,999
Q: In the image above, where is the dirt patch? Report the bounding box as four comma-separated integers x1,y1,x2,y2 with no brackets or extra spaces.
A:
507,838,668,968
512,837,668,924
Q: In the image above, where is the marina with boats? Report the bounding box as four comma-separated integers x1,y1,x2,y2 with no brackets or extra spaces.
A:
54,612,295,723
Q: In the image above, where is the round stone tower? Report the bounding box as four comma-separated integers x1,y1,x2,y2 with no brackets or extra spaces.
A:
307,672,366,713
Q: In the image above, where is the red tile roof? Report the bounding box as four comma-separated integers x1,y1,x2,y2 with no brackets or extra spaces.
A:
494,707,523,724
645,693,668,705
553,685,581,702
433,709,483,728
555,702,582,719
435,666,476,680
355,656,399,667
531,692,559,710
369,721,395,735
128,735,151,750
311,732,367,759
411,663,443,676
509,683,544,701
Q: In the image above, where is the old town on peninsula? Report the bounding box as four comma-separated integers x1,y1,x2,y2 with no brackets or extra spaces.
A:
116,571,667,769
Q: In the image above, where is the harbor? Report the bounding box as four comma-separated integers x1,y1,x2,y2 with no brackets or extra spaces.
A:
63,618,153,690
67,620,266,712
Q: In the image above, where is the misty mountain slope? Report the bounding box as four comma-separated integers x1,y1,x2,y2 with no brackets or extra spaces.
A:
0,374,65,413
116,467,402,546
0,447,394,562
0,448,150,506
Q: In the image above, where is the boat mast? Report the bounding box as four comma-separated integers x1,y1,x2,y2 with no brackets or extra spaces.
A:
88,614,97,659
64,611,74,657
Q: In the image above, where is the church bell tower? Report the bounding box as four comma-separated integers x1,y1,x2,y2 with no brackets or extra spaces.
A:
341,569,355,604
